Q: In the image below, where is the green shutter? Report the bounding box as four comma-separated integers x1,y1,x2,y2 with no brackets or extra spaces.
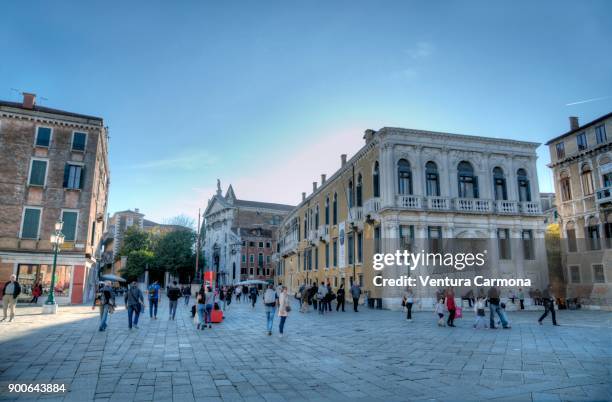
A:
22,208,41,239
62,211,78,241
79,166,85,189
29,160,47,186
63,164,70,188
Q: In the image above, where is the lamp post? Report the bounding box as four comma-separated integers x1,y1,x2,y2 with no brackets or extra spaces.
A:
44,220,64,313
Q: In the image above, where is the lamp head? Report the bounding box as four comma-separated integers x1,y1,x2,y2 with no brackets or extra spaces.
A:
55,220,63,231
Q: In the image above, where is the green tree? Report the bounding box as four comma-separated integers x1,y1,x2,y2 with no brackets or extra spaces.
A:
119,226,150,257
153,229,196,282
121,249,154,282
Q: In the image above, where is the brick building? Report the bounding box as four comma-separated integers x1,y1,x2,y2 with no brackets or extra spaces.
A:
0,93,109,304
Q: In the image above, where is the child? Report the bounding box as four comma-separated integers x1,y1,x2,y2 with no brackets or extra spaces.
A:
435,299,446,327
473,297,487,329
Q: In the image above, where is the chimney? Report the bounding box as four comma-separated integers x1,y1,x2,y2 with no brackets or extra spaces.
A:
321,174,326,185
22,93,36,109
135,208,140,213
363,129,376,143
302,192,306,202
313,182,317,192
341,154,347,167
569,116,579,131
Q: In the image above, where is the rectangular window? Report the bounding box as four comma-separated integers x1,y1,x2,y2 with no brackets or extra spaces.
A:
314,247,319,270
72,132,87,151
259,241,264,248
325,243,329,268
357,232,363,263
249,254,254,265
249,241,255,247
497,228,511,260
90,221,96,245
577,132,587,150
593,264,605,283
332,238,338,267
569,266,580,284
258,253,264,267
35,127,51,147
348,233,354,265
595,124,607,144
561,178,572,201
400,225,414,252
556,142,565,159
21,208,41,239
522,230,534,260
266,255,270,264
242,254,246,263
63,163,84,189
61,210,78,242
586,225,601,250
359,274,363,286
428,226,442,254
566,229,577,252
28,159,47,186
374,226,381,254
605,222,612,249
266,242,271,248
242,241,246,246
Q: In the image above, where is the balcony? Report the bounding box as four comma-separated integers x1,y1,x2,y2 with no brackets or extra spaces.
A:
364,197,381,215
454,198,493,213
317,225,330,243
307,229,318,243
596,186,612,205
349,206,364,221
280,238,297,256
520,201,541,214
426,196,451,211
495,200,519,214
396,195,422,209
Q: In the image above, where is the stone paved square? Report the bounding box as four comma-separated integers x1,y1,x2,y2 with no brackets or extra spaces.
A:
0,300,610,401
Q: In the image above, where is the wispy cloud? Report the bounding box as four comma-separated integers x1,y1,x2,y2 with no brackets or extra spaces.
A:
405,41,434,60
393,41,435,81
566,95,611,106
131,150,217,170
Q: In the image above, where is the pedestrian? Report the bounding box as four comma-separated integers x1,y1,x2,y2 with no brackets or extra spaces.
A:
435,298,446,327
235,286,242,303
147,280,161,319
93,281,115,332
30,282,42,304
220,286,227,311
300,283,310,313
404,288,414,321
317,281,327,315
445,288,456,327
473,296,487,329
278,285,290,337
167,281,181,320
461,289,474,308
196,287,207,330
226,286,233,310
326,281,334,312
336,283,345,312
487,286,510,329
205,286,214,329
249,286,258,308
242,285,248,302
518,288,525,310
534,288,542,306
350,281,361,312
538,284,559,326
124,281,144,329
263,284,277,336
509,289,516,304
182,285,191,306
1,274,21,322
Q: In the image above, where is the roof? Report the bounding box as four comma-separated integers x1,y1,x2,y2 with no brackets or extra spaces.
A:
143,219,189,231
545,112,612,145
233,199,294,212
113,210,144,216
0,100,103,122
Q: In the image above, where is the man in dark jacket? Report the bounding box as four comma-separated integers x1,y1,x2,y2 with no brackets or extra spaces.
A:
167,281,181,320
538,284,559,326
124,281,144,329
2,274,21,322
93,281,115,332
488,286,510,329
350,282,361,312
336,284,346,312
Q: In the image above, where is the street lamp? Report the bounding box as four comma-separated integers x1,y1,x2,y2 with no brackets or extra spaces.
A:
46,220,65,308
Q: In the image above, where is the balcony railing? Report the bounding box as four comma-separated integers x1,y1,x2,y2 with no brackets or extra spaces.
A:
454,198,492,213
397,195,422,209
307,230,318,243
520,201,541,214
318,225,330,242
349,206,364,221
364,197,381,215
496,200,519,214
596,186,612,204
426,196,451,210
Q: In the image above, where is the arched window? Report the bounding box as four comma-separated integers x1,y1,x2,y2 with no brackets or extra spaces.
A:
303,214,307,238
325,196,330,225
493,167,507,200
425,161,440,196
397,159,413,195
560,171,572,201
458,161,478,198
517,168,531,202
356,174,363,207
348,180,354,208
373,161,380,197
333,193,338,225
586,216,601,250
315,205,320,228
581,164,595,196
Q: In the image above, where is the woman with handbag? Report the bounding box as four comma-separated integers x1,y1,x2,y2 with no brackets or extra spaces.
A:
278,286,290,337
124,281,144,330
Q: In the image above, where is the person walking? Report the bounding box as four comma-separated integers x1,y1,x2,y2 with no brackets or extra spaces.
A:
30,282,42,304
204,286,214,329
226,286,233,310
538,284,559,326
1,274,21,322
148,280,161,319
235,286,242,303
404,288,414,321
196,287,207,330
278,285,290,337
518,288,525,310
93,281,115,332
249,286,258,308
263,284,277,336
435,298,446,327
336,283,345,312
445,288,456,327
124,281,144,329
317,281,328,315
220,286,227,311
182,285,191,306
461,289,474,308
167,281,181,320
325,281,334,312
350,282,361,312
300,283,310,313
473,296,487,329
487,286,510,329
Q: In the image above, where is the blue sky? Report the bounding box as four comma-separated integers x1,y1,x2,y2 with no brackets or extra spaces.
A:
2,1,611,222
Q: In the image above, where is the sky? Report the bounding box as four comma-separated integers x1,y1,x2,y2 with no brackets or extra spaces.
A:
2,1,611,223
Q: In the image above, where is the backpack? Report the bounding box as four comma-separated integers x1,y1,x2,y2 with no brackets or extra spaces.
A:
264,290,276,305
